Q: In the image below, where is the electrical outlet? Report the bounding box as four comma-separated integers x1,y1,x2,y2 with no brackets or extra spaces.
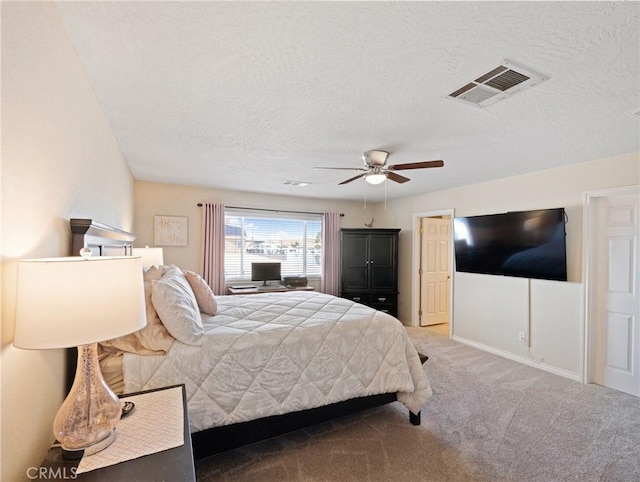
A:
518,331,527,344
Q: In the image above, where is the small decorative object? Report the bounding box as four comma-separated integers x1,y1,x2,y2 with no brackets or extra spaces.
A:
121,401,135,419
154,215,188,247
14,253,146,456
132,246,164,267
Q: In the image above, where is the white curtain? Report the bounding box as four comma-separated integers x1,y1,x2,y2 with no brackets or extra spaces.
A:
200,203,226,295
321,212,341,296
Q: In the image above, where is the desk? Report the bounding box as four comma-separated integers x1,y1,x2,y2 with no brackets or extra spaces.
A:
227,286,314,295
38,385,196,482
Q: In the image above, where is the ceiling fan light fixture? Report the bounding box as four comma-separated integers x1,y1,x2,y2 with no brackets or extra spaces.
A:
364,173,386,185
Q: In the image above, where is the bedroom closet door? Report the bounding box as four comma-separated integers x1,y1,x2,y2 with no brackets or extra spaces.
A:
590,189,640,397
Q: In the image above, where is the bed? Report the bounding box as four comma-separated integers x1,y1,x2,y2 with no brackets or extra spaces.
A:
69,219,432,459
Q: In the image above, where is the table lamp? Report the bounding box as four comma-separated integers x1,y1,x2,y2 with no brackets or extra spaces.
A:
14,251,146,456
132,246,164,268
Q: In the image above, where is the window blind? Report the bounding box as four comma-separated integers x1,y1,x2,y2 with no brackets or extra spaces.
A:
224,209,322,281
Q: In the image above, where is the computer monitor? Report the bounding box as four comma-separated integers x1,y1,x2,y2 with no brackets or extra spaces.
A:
251,262,281,286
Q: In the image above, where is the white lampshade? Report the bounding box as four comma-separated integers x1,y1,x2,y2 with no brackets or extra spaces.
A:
14,256,146,349
365,173,387,185
132,247,164,268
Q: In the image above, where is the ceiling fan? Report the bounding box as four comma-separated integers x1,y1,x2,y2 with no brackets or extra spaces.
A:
314,150,444,185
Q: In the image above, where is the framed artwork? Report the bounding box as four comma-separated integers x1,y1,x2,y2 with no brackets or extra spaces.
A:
154,215,188,246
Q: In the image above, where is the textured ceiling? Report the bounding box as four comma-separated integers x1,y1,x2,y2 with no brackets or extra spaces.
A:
55,1,639,202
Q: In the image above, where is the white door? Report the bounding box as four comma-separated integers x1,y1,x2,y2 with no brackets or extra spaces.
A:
593,192,640,396
420,217,451,326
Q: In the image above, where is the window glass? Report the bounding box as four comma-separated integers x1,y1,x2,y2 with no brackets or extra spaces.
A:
224,210,322,281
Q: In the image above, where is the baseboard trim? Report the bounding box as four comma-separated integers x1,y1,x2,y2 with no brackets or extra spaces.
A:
452,335,582,382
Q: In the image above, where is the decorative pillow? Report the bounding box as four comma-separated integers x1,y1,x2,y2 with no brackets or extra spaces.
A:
101,280,175,355
151,266,204,345
183,270,217,316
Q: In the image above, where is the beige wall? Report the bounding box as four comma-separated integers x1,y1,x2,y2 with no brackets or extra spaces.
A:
372,152,639,378
1,3,135,480
133,181,374,275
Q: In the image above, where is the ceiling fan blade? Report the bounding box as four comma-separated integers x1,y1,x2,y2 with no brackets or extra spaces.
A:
313,166,367,171
339,173,367,185
386,171,410,184
388,160,444,171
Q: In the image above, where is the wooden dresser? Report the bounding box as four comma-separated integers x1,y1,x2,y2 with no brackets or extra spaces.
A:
339,228,400,317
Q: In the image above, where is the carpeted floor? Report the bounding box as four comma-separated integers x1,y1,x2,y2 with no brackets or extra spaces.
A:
195,326,640,481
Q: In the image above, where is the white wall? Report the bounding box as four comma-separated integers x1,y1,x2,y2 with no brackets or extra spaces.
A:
1,3,134,480
372,152,639,379
133,180,374,276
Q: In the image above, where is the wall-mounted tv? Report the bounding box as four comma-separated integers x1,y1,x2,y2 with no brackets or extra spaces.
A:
453,208,567,281
251,262,282,286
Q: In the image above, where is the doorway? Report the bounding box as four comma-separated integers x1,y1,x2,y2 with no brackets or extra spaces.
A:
412,209,454,335
584,186,640,396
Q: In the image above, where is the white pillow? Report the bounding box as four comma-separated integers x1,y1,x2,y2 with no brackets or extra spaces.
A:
151,266,204,345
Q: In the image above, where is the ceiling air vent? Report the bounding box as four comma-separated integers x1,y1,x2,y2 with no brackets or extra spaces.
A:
447,61,548,108
283,180,310,187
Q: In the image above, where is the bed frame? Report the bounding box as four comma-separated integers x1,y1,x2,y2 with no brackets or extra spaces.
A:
68,218,421,460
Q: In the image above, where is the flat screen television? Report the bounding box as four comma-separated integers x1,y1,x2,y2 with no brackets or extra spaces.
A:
251,262,282,286
453,208,567,281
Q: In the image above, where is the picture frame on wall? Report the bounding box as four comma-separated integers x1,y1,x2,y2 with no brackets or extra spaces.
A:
154,215,188,246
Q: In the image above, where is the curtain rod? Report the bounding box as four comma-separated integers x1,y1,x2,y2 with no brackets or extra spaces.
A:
196,203,344,217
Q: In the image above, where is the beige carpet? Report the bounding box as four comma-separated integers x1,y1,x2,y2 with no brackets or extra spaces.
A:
196,326,640,481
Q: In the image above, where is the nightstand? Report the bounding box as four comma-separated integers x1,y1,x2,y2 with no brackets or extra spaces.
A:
38,384,196,481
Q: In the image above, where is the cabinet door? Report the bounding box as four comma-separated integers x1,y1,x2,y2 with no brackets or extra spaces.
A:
341,233,369,290
369,233,397,290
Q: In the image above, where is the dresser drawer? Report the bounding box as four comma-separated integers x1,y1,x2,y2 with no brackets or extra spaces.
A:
369,293,398,317
340,292,370,304
370,293,397,305
370,303,396,316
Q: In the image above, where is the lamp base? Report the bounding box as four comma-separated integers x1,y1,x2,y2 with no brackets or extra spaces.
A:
61,428,116,460
54,344,122,456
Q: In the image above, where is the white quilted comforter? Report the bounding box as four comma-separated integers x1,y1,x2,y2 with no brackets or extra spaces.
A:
123,291,432,433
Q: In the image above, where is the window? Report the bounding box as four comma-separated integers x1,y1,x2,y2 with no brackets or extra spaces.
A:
224,209,322,281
